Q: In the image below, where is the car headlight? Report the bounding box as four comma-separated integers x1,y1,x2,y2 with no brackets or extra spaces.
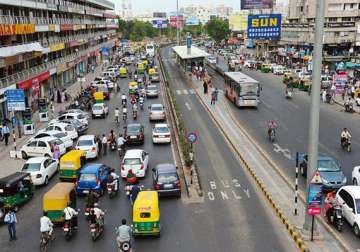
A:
342,177,347,184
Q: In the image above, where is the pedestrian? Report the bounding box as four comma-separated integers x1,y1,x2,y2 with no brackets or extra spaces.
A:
342,89,345,101
1,124,10,146
203,80,208,94
331,84,336,99
52,143,60,160
57,89,61,103
214,88,219,101
96,135,102,155
211,91,216,105
322,89,327,103
351,85,355,99
4,208,17,241
102,134,107,155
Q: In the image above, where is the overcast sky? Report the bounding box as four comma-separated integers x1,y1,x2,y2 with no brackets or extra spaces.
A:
113,0,242,15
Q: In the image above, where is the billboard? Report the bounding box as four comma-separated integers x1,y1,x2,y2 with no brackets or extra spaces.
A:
247,14,281,39
229,12,248,31
241,0,273,10
152,19,168,28
185,17,200,26
169,15,184,29
153,12,166,18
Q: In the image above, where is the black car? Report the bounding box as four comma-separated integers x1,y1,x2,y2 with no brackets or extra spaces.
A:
152,163,181,197
124,123,144,145
61,119,88,135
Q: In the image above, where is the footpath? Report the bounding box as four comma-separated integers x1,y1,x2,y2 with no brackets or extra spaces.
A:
0,64,104,178
190,76,348,252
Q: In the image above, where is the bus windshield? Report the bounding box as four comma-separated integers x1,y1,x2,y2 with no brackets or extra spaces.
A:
239,83,258,96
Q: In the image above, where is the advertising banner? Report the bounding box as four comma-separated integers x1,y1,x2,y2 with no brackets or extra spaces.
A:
49,43,65,52
247,14,281,39
241,0,273,10
229,12,248,31
185,17,200,26
0,24,35,36
18,71,50,90
170,15,184,29
5,89,26,111
152,19,168,29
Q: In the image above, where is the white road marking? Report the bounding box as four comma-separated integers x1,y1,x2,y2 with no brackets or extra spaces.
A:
243,188,250,198
176,90,181,95
208,191,215,200
189,89,195,94
185,102,191,111
273,143,292,160
183,89,189,94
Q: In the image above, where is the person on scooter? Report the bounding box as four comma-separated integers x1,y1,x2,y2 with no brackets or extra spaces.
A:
116,218,132,250
267,120,277,138
63,202,78,229
126,169,137,184
86,189,99,208
40,212,54,239
114,108,120,124
117,134,126,152
107,168,120,192
132,103,138,119
139,96,144,110
340,128,351,147
344,98,354,112
325,191,337,223
121,93,127,106
92,203,105,229
130,94,137,105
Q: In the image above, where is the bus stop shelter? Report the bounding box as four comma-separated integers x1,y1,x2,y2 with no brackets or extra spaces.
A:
172,45,210,73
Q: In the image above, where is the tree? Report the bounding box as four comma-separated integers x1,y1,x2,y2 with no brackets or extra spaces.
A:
117,19,159,41
182,24,203,37
205,18,230,42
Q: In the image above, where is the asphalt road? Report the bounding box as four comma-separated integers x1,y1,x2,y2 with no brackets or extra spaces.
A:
160,46,297,251
208,54,360,249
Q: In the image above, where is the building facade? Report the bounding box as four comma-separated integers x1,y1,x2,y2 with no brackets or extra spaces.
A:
0,0,118,121
281,0,360,68
180,4,232,24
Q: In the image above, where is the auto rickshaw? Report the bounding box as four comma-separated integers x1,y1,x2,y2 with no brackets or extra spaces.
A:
128,81,138,95
43,182,76,223
260,63,271,73
137,63,145,74
149,68,160,82
59,150,86,181
0,172,34,212
93,91,104,103
132,191,160,237
119,67,127,78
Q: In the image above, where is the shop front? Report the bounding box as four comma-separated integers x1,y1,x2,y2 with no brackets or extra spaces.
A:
0,84,17,123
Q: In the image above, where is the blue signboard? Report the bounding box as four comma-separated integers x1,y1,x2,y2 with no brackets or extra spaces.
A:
101,47,109,56
5,89,25,111
186,35,192,49
185,17,200,26
247,14,281,39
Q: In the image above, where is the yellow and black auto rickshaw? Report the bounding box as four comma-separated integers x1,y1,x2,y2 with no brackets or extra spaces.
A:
132,191,160,237
136,63,145,74
59,150,86,181
119,67,127,78
43,182,76,223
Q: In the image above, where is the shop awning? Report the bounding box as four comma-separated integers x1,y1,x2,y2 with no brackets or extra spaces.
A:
0,42,44,58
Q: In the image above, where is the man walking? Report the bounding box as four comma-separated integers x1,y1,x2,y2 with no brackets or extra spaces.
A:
4,208,17,241
102,134,107,155
2,124,10,146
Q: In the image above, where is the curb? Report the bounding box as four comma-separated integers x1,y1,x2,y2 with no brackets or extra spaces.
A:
192,87,309,252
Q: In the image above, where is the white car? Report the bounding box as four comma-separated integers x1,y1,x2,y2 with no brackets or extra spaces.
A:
146,85,159,98
41,122,78,140
21,157,58,185
57,112,88,126
62,109,89,119
352,166,360,185
121,149,149,178
33,130,73,150
21,136,66,159
75,135,98,159
149,104,166,121
273,65,285,75
92,103,109,118
152,124,171,144
336,186,360,236
92,79,114,89
206,56,217,64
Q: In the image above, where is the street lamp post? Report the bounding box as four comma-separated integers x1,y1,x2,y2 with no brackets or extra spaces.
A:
176,0,179,45
303,0,325,234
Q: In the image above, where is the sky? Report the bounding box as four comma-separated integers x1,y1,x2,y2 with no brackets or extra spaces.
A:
112,0,243,15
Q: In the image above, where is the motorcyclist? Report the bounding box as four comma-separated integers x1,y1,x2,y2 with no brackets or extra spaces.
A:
40,212,54,239
63,203,78,229
132,103,138,118
130,94,137,105
107,168,120,191
340,128,351,146
116,218,132,249
139,96,144,109
325,191,337,223
122,106,127,121
126,169,137,184
267,120,277,138
92,203,105,228
114,108,120,123
85,190,99,208
344,98,354,112
117,134,126,149
121,94,127,106
130,184,141,205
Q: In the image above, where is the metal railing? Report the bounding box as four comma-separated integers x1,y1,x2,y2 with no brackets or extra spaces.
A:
0,15,108,26
0,38,116,89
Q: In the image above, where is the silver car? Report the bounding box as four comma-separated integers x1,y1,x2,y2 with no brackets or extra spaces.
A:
146,85,158,98
149,104,166,121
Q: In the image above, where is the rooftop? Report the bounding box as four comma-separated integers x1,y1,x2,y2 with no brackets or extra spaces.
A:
172,45,210,60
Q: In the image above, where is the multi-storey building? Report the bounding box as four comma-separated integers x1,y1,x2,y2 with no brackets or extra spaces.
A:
280,0,360,68
0,0,118,121
180,4,232,24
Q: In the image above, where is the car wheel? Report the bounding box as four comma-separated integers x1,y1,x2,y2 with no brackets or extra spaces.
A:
353,178,358,185
22,151,28,159
44,176,49,185
354,224,360,236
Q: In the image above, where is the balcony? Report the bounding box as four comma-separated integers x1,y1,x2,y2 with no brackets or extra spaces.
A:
0,38,116,89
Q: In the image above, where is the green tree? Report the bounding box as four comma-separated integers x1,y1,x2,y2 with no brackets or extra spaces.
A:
182,24,203,37
205,18,230,42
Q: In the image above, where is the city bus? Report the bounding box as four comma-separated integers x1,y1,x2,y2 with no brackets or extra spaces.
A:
146,43,155,57
224,72,260,108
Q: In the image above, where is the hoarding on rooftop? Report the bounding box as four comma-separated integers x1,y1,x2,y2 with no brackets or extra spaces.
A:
241,0,273,10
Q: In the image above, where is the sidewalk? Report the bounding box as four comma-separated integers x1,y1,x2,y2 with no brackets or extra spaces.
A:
191,77,348,251
0,64,104,178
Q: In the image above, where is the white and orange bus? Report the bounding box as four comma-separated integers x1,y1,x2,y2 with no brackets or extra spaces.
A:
224,71,260,108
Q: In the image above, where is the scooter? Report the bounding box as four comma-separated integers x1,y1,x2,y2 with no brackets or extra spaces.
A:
139,100,144,110
341,138,351,152
268,129,276,142
123,112,127,122
132,111,137,120
118,144,125,157
84,207,93,220
110,141,117,151
63,216,78,240
118,240,133,252
327,204,343,232
345,102,354,113
326,93,334,104
107,179,119,198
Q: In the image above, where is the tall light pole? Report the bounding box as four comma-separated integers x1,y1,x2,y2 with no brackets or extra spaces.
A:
176,0,180,45
303,0,325,233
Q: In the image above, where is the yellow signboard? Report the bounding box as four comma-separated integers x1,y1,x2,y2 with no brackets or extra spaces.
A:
0,24,35,36
229,12,248,32
48,25,55,32
50,43,65,52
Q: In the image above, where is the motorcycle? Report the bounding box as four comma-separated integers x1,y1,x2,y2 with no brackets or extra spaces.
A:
123,112,127,122
118,240,133,252
139,100,144,110
89,216,104,241
285,89,293,99
341,138,351,152
84,207,93,220
268,128,276,142
327,204,343,232
118,144,125,157
107,179,119,198
63,217,78,240
40,231,53,252
345,102,354,113
132,111,137,120
110,141,117,151
122,99,127,107
326,93,334,104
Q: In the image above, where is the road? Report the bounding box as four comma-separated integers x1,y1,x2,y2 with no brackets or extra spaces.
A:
208,54,360,249
160,46,297,251
0,53,297,252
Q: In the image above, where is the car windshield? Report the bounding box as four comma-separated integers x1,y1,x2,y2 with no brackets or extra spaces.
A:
158,172,178,183
93,105,103,110
151,106,163,111
154,127,169,133
98,87,108,92
124,158,141,165
65,125,75,131
147,86,157,90
54,133,67,139
79,173,96,181
50,139,63,145
22,163,41,172
317,159,340,171
240,83,258,96
127,125,140,133
77,140,93,146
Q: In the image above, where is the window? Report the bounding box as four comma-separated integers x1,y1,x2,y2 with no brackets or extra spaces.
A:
27,141,38,147
55,126,61,131
328,17,337,22
35,133,48,139
38,141,47,147
140,212,151,218
339,189,354,209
